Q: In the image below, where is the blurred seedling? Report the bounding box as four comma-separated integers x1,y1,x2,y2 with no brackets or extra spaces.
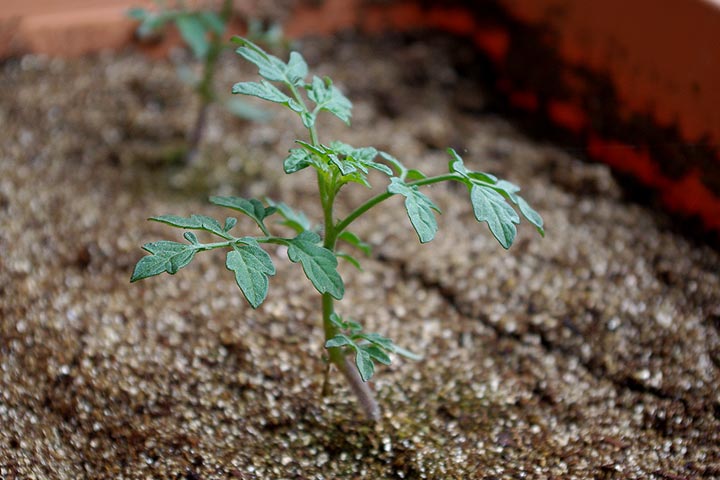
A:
132,38,545,420
128,1,282,165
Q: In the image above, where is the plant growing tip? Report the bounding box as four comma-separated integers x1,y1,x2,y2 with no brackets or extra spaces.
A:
132,38,544,420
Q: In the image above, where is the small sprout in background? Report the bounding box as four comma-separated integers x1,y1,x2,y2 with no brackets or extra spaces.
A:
132,38,544,420
128,1,283,165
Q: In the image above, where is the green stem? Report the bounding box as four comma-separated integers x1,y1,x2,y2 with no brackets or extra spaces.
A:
286,81,320,146
335,173,460,234
186,31,222,165
309,121,379,419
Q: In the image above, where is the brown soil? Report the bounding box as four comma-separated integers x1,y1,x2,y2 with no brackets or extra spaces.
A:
1,33,719,479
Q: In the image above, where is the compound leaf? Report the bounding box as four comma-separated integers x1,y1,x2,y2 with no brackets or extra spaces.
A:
286,231,344,299
387,178,440,244
225,240,275,309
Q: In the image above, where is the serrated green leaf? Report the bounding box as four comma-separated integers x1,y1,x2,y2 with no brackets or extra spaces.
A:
362,344,392,366
330,155,356,176
307,76,352,125
209,196,273,231
295,140,327,157
325,334,354,348
517,195,545,236
388,178,440,244
286,231,344,299
225,240,275,309
234,38,286,82
313,141,390,187
307,76,331,104
150,214,225,237
355,349,374,382
331,142,393,177
351,146,390,174
176,15,209,59
150,214,202,229
265,199,313,233
193,215,224,236
232,80,293,105
288,142,329,174
447,149,543,240
286,51,309,87
233,37,306,87
283,148,315,174
470,185,520,249
131,241,197,282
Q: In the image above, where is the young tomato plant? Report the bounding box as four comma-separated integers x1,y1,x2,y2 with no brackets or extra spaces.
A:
129,1,277,164
131,38,544,420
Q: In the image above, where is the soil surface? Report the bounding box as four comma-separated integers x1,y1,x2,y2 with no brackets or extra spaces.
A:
1,33,719,479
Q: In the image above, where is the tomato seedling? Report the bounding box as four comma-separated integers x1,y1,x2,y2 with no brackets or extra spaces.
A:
132,38,544,419
129,1,280,164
